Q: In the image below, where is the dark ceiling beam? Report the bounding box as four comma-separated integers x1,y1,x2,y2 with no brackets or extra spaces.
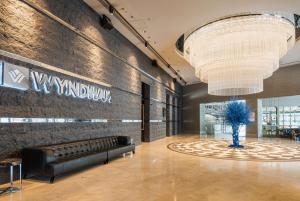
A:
295,14,300,39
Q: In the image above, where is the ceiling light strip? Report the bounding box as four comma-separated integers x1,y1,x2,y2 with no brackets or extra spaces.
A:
0,117,154,123
121,119,142,123
150,120,163,123
97,0,187,84
0,117,108,123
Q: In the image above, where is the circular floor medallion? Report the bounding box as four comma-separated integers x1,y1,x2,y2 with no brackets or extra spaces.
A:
167,140,300,162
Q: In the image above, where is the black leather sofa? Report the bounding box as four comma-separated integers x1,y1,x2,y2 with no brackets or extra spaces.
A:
22,136,135,183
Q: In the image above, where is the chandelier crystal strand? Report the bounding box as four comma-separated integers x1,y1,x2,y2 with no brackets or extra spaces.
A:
184,15,295,96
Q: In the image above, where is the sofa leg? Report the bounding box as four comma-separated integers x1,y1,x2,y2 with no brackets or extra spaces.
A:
50,176,55,184
132,150,135,154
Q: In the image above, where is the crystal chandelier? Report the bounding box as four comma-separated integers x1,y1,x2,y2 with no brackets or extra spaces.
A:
184,14,295,96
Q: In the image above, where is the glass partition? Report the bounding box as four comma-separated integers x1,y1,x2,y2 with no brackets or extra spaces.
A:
262,106,277,136
260,95,300,137
200,100,246,140
278,106,300,128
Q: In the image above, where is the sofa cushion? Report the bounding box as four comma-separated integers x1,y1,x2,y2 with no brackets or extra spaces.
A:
90,138,109,152
107,145,135,160
105,136,119,149
48,151,107,176
41,140,91,163
118,136,131,145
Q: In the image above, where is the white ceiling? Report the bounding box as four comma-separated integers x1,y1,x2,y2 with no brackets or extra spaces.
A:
84,0,300,85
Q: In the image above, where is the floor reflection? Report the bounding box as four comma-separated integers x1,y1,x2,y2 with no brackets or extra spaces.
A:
0,135,300,201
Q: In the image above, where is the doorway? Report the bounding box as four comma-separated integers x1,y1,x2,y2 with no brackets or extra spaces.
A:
166,94,170,136
141,82,150,142
166,93,178,136
172,97,177,135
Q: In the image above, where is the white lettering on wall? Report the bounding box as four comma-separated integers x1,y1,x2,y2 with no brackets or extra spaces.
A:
31,71,112,103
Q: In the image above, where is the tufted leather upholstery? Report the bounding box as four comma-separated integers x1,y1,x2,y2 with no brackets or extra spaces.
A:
42,140,91,163
90,136,119,152
22,136,135,183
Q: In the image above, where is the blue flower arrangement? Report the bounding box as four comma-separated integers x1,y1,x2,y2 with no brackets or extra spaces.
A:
225,97,251,148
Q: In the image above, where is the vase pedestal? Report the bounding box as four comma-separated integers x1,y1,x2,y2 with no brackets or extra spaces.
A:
228,144,244,148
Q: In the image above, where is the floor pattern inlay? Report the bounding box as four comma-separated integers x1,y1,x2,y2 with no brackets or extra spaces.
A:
167,139,300,162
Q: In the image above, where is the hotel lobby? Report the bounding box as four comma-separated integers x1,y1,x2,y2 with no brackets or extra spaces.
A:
0,0,300,200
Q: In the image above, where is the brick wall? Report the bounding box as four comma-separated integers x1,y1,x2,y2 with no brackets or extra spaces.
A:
0,0,182,182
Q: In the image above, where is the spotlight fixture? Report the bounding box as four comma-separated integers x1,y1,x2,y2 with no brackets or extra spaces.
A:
97,0,187,85
151,59,158,67
176,34,184,54
99,15,114,30
144,41,148,48
109,5,114,15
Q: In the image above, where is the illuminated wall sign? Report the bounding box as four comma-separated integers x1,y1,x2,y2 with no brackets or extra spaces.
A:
0,62,30,90
0,61,112,103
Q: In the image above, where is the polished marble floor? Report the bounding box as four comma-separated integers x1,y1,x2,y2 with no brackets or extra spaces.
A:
168,138,300,161
1,135,300,201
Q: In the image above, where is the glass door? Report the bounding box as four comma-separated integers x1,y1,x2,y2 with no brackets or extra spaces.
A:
262,106,277,136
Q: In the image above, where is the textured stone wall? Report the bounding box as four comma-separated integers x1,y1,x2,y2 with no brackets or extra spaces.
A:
182,64,300,136
0,0,182,182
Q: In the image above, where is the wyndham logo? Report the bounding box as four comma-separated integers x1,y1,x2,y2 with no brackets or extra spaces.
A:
2,62,29,90
0,61,112,104
8,69,26,83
